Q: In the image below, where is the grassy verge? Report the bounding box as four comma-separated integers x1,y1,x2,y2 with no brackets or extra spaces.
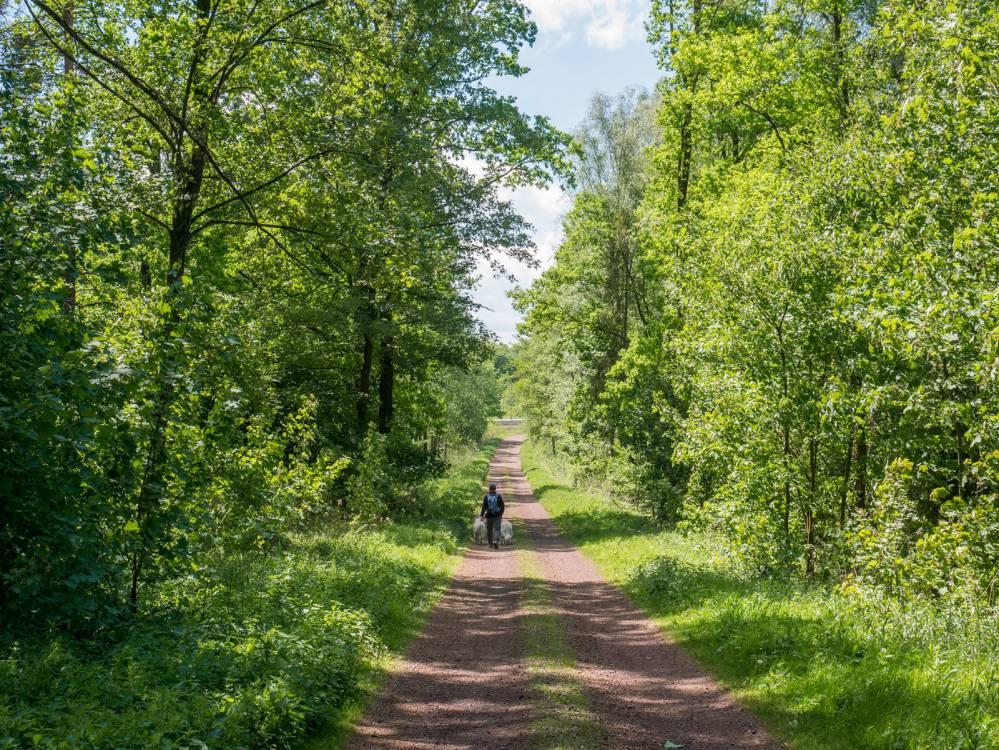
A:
0,441,497,750
514,518,603,750
519,439,999,750
306,439,499,749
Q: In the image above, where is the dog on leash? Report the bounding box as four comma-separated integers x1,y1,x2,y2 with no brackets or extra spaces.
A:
500,519,513,545
472,517,514,545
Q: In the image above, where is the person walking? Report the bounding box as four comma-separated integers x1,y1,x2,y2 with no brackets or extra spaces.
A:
480,483,505,549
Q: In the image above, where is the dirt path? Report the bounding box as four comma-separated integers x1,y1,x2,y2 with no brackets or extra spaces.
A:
345,442,531,750
347,437,779,749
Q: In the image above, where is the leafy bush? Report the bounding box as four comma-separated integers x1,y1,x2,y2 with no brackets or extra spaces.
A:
0,442,494,749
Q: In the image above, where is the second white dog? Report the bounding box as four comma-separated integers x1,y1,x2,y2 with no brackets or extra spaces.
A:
499,519,514,545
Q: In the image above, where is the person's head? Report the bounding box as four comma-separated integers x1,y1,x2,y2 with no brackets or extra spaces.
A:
488,483,497,492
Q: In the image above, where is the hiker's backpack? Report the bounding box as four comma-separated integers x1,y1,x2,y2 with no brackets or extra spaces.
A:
485,492,501,514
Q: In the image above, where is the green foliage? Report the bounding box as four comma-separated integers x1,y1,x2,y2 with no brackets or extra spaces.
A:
513,0,999,612
2,0,548,743
0,440,496,749
439,360,503,447
1,0,565,625
520,439,999,750
346,429,396,519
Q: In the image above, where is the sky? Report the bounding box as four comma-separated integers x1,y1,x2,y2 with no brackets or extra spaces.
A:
473,0,663,342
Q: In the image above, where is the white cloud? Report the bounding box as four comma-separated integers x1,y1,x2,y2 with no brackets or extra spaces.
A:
523,0,593,31
523,0,647,50
585,4,646,49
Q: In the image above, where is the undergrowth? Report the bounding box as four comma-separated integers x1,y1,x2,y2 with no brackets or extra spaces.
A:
0,442,497,750
519,439,999,750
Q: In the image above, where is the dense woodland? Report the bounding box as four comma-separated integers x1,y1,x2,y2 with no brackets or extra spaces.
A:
2,0,564,625
3,0,999,746
513,0,999,609
2,2,563,744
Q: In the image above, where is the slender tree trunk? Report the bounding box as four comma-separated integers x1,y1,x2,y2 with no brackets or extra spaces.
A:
61,2,76,318
830,6,850,127
62,3,74,76
782,423,792,536
356,327,373,431
377,335,394,434
675,1,700,209
676,103,694,209
356,162,395,435
778,325,792,537
130,144,206,611
805,509,815,577
805,436,818,577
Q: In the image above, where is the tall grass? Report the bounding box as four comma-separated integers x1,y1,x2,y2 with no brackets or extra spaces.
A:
520,440,999,750
0,442,497,750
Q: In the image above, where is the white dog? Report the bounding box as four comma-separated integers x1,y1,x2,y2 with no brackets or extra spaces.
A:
500,519,514,545
472,517,488,544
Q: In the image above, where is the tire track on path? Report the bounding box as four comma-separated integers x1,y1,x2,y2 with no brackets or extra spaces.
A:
511,435,781,750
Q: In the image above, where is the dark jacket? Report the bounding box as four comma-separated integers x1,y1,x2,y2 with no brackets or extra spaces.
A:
480,492,505,518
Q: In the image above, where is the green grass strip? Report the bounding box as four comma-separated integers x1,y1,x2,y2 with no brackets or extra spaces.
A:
514,508,603,750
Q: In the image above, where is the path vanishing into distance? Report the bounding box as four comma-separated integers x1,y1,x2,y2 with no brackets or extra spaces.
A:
347,437,780,750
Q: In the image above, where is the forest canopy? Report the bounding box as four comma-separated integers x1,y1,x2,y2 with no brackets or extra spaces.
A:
1,0,568,625
512,0,999,604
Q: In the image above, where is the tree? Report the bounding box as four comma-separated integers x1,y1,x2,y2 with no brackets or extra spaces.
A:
0,0,568,624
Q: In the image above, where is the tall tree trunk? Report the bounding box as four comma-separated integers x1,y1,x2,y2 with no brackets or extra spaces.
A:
129,0,211,602
805,509,815,577
357,162,396,436
130,142,206,611
782,423,792,536
62,3,73,76
805,436,818,577
356,327,373,432
840,421,854,527
954,418,965,502
675,1,701,209
377,335,394,434
778,328,792,537
830,5,850,128
676,104,693,209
